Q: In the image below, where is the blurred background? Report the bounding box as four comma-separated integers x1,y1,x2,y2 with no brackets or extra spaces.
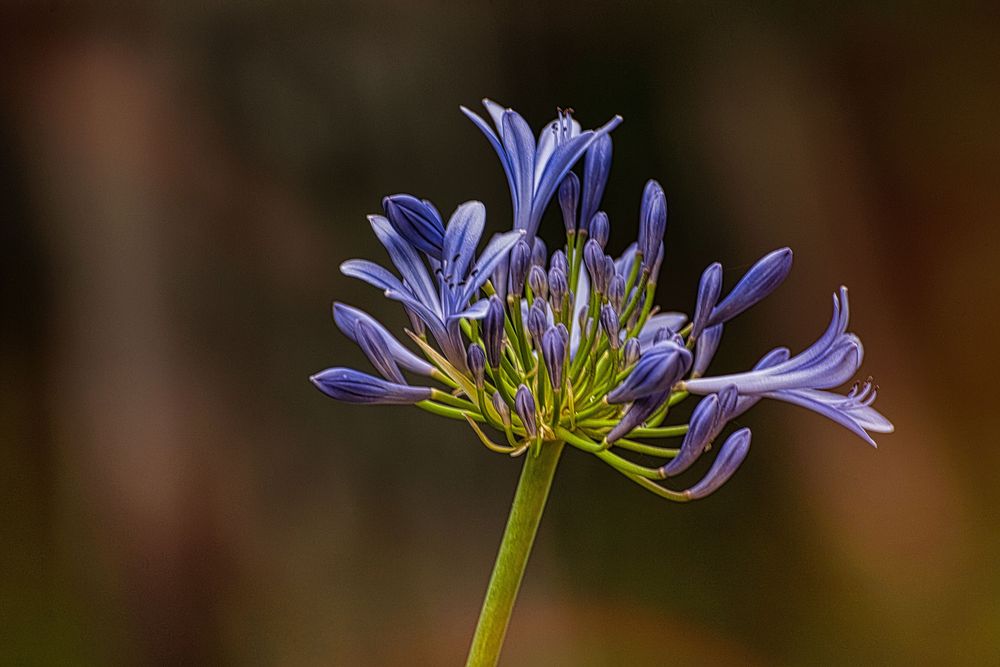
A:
2,2,998,665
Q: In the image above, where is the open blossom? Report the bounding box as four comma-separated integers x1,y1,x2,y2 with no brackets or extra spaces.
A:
312,99,892,502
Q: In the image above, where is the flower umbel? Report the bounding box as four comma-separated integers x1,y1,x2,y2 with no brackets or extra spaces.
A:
314,99,892,503
312,99,894,666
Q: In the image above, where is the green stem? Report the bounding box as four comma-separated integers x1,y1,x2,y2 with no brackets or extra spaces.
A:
466,441,565,667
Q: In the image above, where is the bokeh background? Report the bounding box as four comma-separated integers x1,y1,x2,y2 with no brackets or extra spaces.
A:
2,2,999,665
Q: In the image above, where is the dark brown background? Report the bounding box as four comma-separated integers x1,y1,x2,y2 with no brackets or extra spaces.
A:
2,2,998,665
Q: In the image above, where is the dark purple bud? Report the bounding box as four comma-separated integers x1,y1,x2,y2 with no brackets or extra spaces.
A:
549,266,568,311
509,239,532,296
355,320,405,383
600,304,621,350
609,273,626,311
515,384,538,438
531,237,547,269
649,242,665,284
467,343,486,389
584,240,610,293
580,134,613,234
684,428,752,500
528,265,548,301
708,248,793,327
310,367,431,405
602,256,616,294
622,337,641,366
662,394,720,477
542,327,567,389
692,324,723,377
550,249,568,274
637,180,667,266
558,172,580,234
483,295,505,369
691,263,723,340
590,211,610,248
382,194,446,259
653,326,684,347
607,390,668,443
607,341,693,404
527,300,548,345
492,391,511,427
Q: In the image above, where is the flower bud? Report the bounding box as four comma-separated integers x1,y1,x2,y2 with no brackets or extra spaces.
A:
515,384,538,438
691,262,722,340
584,240,609,293
600,304,621,350
607,340,692,404
527,300,548,346
608,273,626,312
590,211,610,248
311,368,431,405
558,172,580,234
466,343,486,389
509,239,532,296
692,324,723,377
622,337,641,366
548,266,568,311
531,237,547,269
708,248,792,327
580,134,613,234
382,194,446,259
662,394,720,477
550,249,568,274
528,265,548,301
637,180,667,266
683,428,751,500
542,327,567,390
483,295,505,369
355,320,406,383
491,390,511,427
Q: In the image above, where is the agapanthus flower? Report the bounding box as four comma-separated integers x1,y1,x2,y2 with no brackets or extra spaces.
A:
313,100,892,503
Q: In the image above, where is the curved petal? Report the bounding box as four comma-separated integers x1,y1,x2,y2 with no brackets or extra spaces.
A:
441,202,486,303
460,105,516,201
459,230,524,305
369,215,441,316
341,259,405,294
332,303,436,376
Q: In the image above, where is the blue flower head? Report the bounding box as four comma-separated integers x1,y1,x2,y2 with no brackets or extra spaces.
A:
313,100,892,502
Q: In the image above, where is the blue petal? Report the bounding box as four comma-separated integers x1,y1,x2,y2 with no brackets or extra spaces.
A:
637,312,689,349
763,389,879,447
460,104,516,203
459,230,524,305
448,298,491,323
684,428,752,500
332,303,436,376
341,259,406,294
501,110,536,230
368,215,441,316
441,201,486,306
310,367,431,405
354,320,406,383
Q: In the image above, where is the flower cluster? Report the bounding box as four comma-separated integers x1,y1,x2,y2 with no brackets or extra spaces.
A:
312,99,892,501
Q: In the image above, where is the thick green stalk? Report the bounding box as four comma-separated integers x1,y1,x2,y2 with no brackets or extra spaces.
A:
466,441,565,667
